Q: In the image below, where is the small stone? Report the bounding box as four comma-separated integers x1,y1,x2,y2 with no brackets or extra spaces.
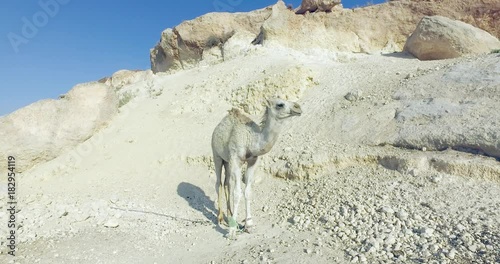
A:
392,250,405,257
468,244,477,252
291,215,301,224
430,174,442,183
347,250,357,257
358,254,367,262
345,90,363,102
396,210,408,220
408,168,420,177
456,224,466,232
447,248,457,259
305,248,313,254
380,206,394,215
418,227,434,238
104,218,119,228
429,244,439,252
109,195,119,203
468,218,478,224
384,235,396,245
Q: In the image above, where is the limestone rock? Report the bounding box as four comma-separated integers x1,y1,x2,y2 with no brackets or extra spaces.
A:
404,16,500,60
150,7,272,73
103,218,120,228
101,69,153,90
150,0,500,73
389,54,500,159
295,0,342,14
0,82,118,173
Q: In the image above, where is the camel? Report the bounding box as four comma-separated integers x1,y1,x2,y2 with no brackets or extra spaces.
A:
295,0,341,14
211,98,302,238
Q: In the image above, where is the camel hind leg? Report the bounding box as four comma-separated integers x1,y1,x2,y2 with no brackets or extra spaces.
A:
223,161,233,218
213,153,225,225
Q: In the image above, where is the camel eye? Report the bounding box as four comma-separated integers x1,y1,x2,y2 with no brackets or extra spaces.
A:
276,103,285,108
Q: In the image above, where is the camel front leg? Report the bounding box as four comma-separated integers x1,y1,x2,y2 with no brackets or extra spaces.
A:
213,154,225,225
244,157,258,232
227,158,243,239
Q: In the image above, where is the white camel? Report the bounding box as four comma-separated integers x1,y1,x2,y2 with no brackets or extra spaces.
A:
211,98,302,238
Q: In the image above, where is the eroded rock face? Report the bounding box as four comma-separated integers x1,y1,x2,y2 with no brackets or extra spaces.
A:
404,16,500,60
0,83,118,172
255,1,411,53
389,54,500,158
150,8,272,73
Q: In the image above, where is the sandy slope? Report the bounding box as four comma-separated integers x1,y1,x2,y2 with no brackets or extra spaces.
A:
1,47,499,263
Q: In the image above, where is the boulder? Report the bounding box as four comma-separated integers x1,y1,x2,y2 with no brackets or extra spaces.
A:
150,8,272,73
404,16,500,60
0,83,118,172
389,54,500,158
295,0,342,14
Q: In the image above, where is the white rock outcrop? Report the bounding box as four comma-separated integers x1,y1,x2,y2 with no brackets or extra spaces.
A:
150,1,500,73
150,8,272,73
389,54,500,158
0,83,118,172
102,69,153,90
404,16,500,60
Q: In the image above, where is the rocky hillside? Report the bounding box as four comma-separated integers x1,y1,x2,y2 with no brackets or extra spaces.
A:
8,49,500,263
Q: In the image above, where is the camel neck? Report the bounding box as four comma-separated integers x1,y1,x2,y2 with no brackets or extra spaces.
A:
255,111,282,155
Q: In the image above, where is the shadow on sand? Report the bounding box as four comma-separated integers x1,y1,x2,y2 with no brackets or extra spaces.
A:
177,182,226,235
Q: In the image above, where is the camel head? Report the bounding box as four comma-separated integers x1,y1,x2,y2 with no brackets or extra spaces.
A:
266,98,302,120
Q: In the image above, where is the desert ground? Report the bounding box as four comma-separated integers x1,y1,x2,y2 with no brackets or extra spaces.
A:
1,1,499,264
1,48,498,264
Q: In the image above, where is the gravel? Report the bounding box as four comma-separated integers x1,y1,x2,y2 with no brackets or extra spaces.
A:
274,165,500,263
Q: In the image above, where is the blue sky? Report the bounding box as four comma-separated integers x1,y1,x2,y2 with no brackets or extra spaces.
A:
0,0,384,116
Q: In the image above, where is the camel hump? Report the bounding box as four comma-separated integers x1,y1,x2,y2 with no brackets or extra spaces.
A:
228,107,254,124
